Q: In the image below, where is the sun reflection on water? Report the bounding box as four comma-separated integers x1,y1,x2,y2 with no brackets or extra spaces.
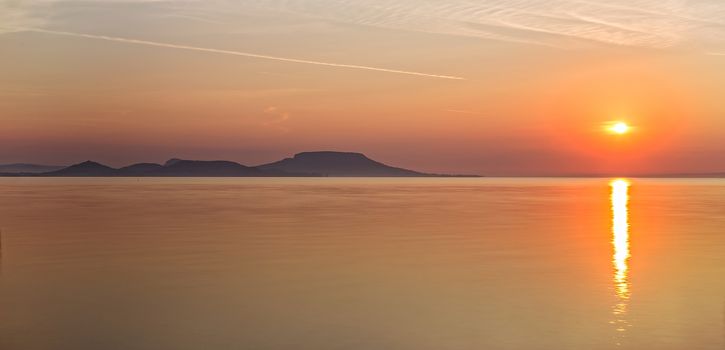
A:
610,179,631,339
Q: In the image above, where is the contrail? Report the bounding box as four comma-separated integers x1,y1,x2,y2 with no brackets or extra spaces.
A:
25,28,465,80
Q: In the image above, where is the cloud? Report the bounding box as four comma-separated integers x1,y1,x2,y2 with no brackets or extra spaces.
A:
261,106,290,132
0,0,49,34
6,0,725,55
263,106,289,121
250,0,725,49
22,28,464,80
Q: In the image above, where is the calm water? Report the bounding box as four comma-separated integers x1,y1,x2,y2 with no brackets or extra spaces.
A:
0,178,724,349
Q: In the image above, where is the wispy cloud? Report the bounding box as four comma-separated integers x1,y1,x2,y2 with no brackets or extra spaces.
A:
252,0,725,49
6,0,725,56
263,106,290,123
22,28,464,80
0,1,48,34
261,106,291,132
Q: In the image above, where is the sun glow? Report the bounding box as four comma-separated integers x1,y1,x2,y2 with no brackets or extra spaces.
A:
608,122,631,135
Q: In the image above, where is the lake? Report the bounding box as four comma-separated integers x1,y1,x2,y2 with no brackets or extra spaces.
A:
0,178,723,349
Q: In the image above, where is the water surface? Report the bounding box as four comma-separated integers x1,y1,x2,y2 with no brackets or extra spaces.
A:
1,178,724,349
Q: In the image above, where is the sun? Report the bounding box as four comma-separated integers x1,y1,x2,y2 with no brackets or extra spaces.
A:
608,122,631,135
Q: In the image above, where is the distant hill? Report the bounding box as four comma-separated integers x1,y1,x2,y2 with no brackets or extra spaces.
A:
39,159,274,177
153,160,265,177
0,152,478,177
45,161,117,177
116,163,163,176
0,163,64,173
164,158,183,167
258,151,428,177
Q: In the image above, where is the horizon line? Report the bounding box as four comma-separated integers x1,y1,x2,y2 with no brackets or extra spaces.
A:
4,157,725,179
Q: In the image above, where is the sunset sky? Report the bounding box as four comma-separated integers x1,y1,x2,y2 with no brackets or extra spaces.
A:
3,0,725,175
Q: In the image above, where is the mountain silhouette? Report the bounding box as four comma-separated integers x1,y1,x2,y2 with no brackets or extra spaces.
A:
164,158,183,166
0,151,476,177
154,160,265,177
116,163,164,176
46,161,117,176
259,151,428,177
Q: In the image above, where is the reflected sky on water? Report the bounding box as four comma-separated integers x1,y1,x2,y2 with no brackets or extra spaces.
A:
0,178,723,350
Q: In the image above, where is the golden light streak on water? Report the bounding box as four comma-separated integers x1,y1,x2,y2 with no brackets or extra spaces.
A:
610,179,631,340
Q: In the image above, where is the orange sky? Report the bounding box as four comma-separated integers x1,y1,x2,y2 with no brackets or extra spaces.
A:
2,1,725,175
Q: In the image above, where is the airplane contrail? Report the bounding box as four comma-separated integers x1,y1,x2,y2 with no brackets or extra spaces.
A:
25,28,465,80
